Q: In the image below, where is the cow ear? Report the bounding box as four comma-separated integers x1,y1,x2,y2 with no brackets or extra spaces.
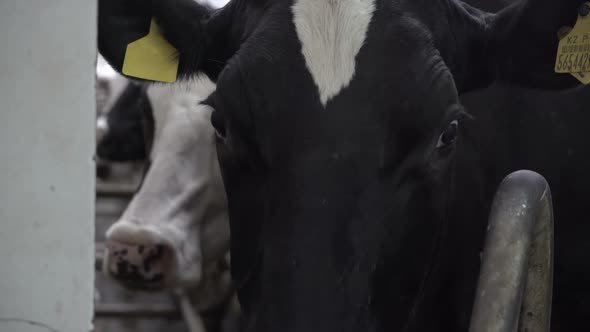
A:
98,0,237,82
453,0,586,92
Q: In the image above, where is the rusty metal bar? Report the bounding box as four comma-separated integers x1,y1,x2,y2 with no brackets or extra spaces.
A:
95,303,181,317
469,170,554,332
96,182,137,198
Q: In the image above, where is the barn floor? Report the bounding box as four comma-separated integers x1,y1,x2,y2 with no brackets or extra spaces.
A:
93,163,191,332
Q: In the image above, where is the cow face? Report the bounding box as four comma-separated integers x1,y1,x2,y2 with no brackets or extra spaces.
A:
102,79,231,305
98,0,584,330
204,12,468,330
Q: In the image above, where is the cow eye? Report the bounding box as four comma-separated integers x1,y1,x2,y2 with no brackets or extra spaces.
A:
210,109,226,140
436,120,459,149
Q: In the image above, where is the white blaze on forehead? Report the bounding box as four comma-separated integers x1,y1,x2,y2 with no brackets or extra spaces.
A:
96,54,119,79
292,0,376,106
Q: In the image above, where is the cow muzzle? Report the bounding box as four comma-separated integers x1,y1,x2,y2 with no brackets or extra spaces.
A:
104,240,171,290
102,219,202,291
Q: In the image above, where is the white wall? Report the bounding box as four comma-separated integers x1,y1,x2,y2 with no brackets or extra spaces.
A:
0,1,96,332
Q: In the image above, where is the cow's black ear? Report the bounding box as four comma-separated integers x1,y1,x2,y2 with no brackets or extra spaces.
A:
451,0,585,92
98,0,237,82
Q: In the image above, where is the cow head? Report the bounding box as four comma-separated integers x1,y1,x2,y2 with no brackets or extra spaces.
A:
101,78,231,306
99,0,584,330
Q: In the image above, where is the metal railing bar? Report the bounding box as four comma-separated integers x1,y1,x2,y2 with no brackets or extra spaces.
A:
469,170,554,332
94,303,180,317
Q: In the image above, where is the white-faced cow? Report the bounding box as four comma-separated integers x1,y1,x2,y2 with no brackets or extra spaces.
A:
98,0,589,330
99,77,235,322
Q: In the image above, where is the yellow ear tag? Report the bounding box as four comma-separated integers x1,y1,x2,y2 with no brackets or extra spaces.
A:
555,4,590,84
122,18,179,83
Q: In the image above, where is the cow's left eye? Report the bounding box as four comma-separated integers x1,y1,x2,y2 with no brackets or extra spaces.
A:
436,120,459,149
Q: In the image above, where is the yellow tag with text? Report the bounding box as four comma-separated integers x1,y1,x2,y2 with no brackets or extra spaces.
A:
122,18,179,83
555,4,590,83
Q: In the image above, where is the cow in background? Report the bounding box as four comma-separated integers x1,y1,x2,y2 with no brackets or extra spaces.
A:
96,81,150,163
96,53,149,164
96,74,238,331
95,2,238,331
95,55,143,179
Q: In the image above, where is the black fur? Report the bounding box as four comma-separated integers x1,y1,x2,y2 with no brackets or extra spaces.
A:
96,82,151,162
98,0,590,331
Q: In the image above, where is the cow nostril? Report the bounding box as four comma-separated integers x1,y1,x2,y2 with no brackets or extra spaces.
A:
106,241,169,289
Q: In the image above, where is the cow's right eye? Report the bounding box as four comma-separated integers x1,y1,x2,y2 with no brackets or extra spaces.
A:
211,109,227,141
436,120,459,149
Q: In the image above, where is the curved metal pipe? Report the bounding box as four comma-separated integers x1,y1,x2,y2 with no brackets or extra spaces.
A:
469,170,554,332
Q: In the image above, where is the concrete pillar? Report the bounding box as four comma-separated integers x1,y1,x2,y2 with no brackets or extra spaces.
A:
0,1,96,331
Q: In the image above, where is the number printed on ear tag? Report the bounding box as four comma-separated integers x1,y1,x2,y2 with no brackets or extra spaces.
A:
122,18,179,83
555,3,590,84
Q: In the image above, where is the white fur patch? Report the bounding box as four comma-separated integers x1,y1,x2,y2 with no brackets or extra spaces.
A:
145,75,216,160
292,0,375,106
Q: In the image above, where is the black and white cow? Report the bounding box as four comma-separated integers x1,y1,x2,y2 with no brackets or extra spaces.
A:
95,71,241,331
98,0,590,331
95,57,133,179
98,76,234,313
